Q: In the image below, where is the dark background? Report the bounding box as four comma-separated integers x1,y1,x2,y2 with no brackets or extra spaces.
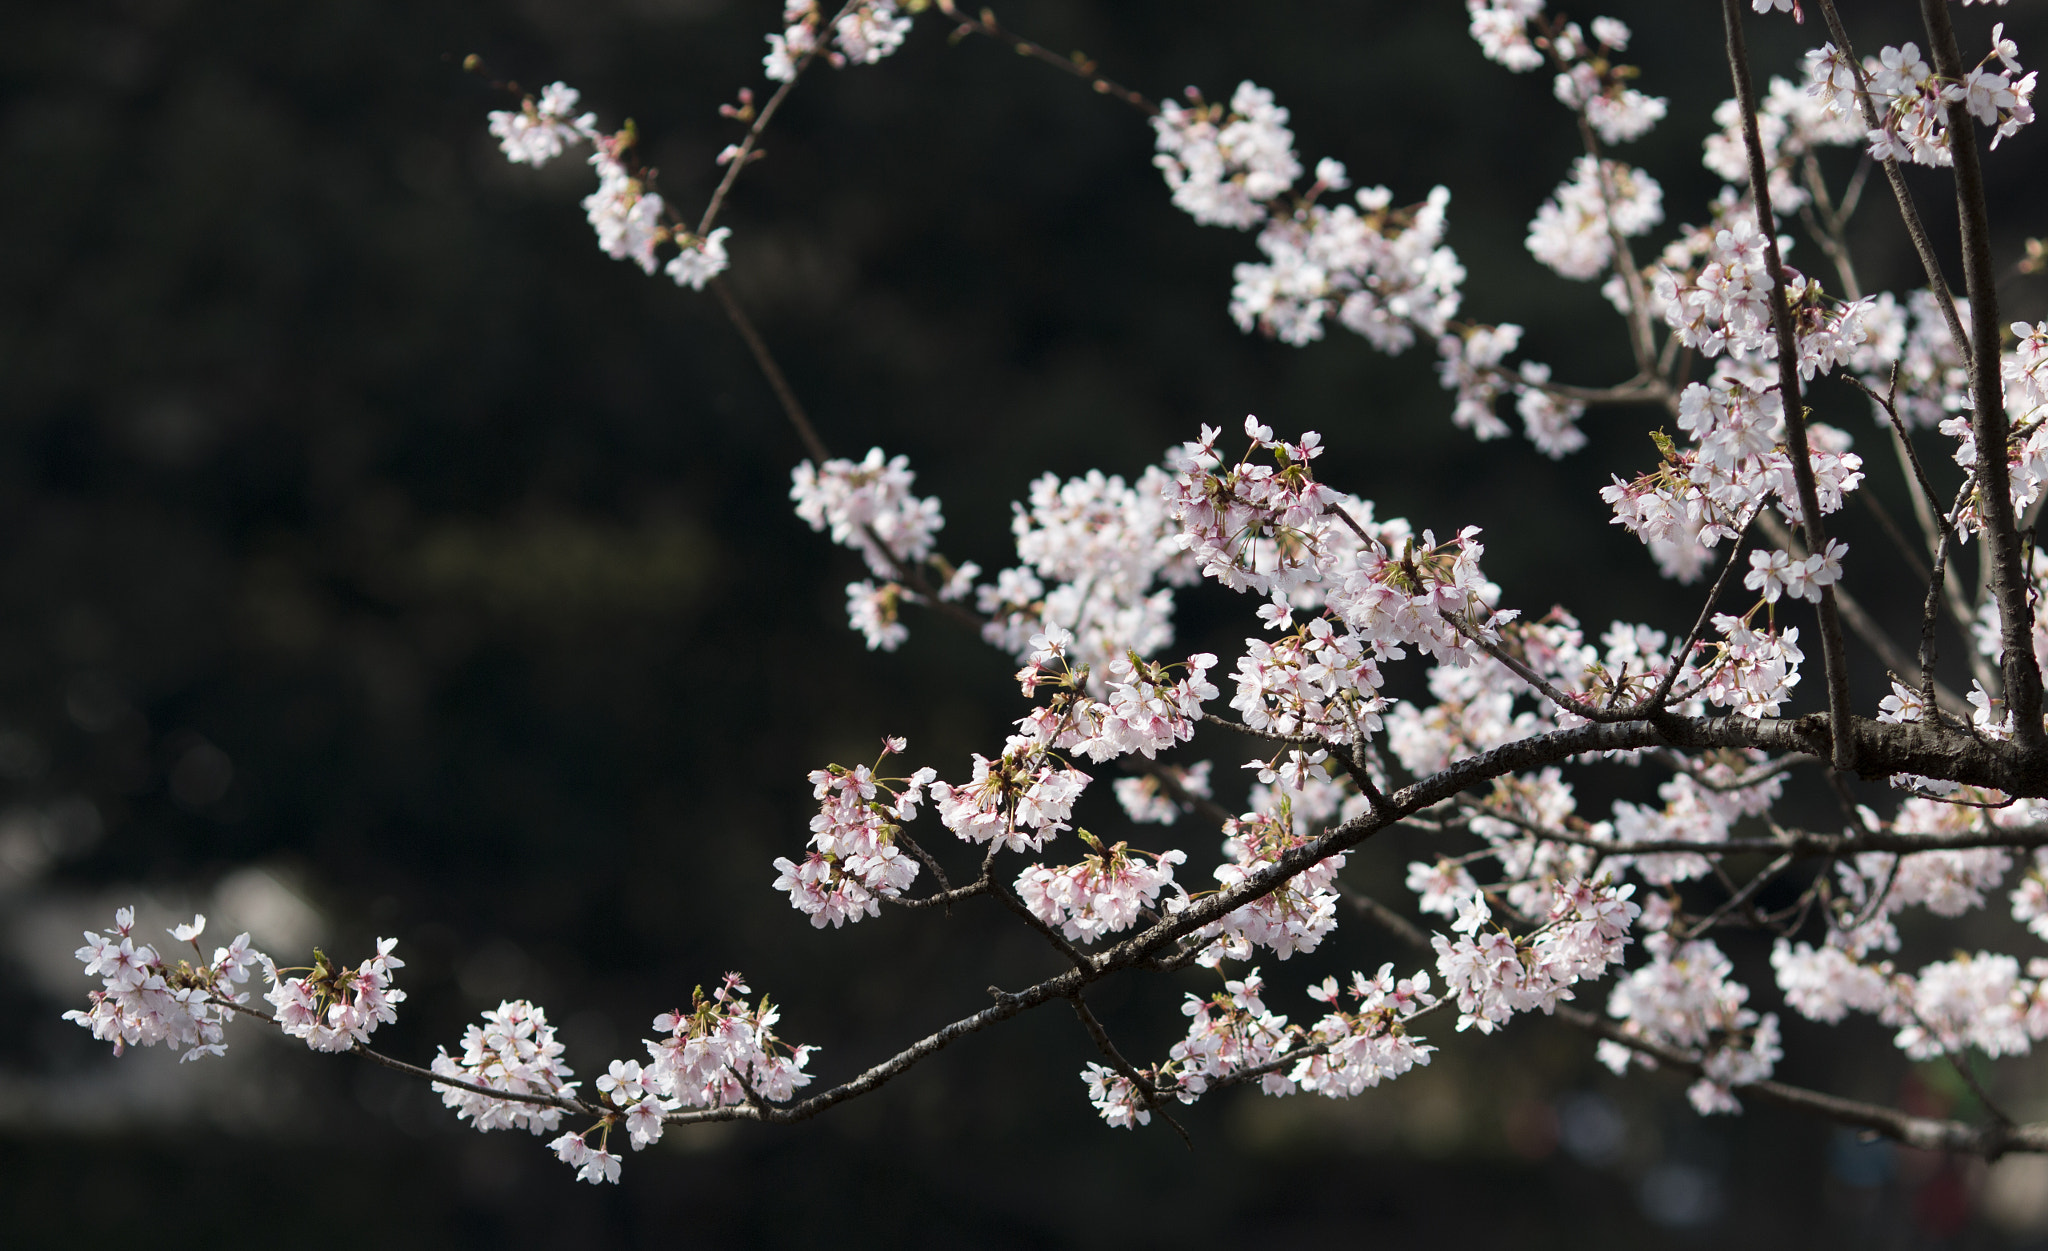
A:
8,0,2048,1245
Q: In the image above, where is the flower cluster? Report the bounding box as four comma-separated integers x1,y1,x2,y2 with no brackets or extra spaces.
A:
978,465,1194,674
1292,965,1439,1098
66,910,262,1061
488,82,598,167
1467,0,1547,73
1603,932,1782,1115
1806,29,2035,170
1653,210,1871,378
1230,615,1387,744
1432,878,1639,1034
487,83,733,289
1194,806,1348,965
262,938,406,1053
544,974,815,1184
641,974,815,1110
773,745,935,927
1702,69,1861,212
790,448,950,649
1164,418,1337,599
1088,650,1221,760
1744,540,1847,604
1607,757,1785,886
1602,379,1863,583
1230,180,1465,352
1439,331,1589,456
1937,321,2048,532
1468,4,1668,144
1151,82,1303,230
1167,419,1514,667
1168,969,1300,1097
1691,612,1806,718
929,733,1091,854
791,448,944,578
1527,156,1663,282
430,999,578,1135
765,1,914,82
1017,832,1186,943
1552,17,1669,143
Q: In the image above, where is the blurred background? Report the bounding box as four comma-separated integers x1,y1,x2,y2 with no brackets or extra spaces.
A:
8,0,2048,1245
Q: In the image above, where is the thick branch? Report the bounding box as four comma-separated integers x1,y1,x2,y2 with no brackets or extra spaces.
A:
1919,0,2043,744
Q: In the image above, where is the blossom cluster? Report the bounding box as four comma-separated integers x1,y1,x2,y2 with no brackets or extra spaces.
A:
977,465,1195,675
1168,419,1514,668
1806,28,2035,170
1941,320,2048,530
1702,66,1861,212
1602,378,1863,588
928,737,1091,854
487,82,734,290
487,4,924,302
1017,832,1187,943
1194,806,1348,965
1432,878,1639,1034
1230,613,1388,744
1603,930,1783,1115
1292,965,1439,1098
1527,155,1663,283
1151,82,1305,230
1081,958,1441,1130
1385,615,1660,779
68,907,408,1059
1032,646,1220,761
430,998,578,1136
446,974,815,1185
1149,71,1604,448
790,448,950,650
772,745,935,927
765,1,913,82
1230,179,1465,354
66,910,262,1061
1607,757,1785,886
262,938,406,1053
1760,794,2048,1074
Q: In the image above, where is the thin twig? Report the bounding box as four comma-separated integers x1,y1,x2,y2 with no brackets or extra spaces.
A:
1722,0,1854,771
935,1,1157,115
708,276,831,464
696,2,862,238
1069,995,1191,1146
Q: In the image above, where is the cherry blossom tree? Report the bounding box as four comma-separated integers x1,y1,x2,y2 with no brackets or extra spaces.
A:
68,0,2048,1188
